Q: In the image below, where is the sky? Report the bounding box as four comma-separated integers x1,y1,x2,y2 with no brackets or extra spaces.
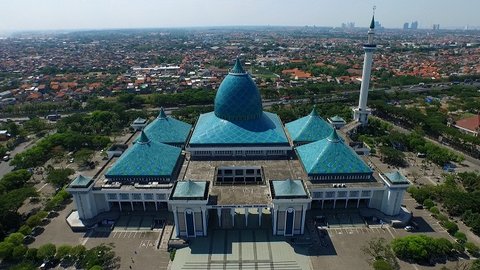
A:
1,0,479,32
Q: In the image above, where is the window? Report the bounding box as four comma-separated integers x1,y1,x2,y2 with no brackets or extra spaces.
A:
144,193,154,200
107,193,117,200
326,191,335,198
156,193,166,200
349,191,359,198
119,193,129,200
132,193,141,200
313,192,323,199
361,190,371,197
337,191,347,198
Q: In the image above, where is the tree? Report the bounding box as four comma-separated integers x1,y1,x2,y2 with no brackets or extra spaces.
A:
89,266,103,270
0,241,15,259
0,169,32,191
391,235,454,263
379,146,407,167
46,168,74,188
73,149,94,166
24,248,38,262
18,225,32,236
70,245,86,262
471,259,480,270
12,245,28,259
465,242,480,257
5,232,25,246
362,237,399,270
55,245,72,260
80,244,119,270
8,262,36,270
373,260,394,270
37,243,56,261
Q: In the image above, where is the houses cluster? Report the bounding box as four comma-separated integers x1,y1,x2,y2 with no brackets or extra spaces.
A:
1,29,480,106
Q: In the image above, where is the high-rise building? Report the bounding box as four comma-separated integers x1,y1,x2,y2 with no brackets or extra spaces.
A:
411,21,419,30
433,24,440,30
403,22,409,30
353,16,376,126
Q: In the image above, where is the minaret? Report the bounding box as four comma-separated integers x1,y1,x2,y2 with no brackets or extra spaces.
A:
353,12,377,126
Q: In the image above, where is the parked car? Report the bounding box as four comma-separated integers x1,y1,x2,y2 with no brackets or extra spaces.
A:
404,225,414,232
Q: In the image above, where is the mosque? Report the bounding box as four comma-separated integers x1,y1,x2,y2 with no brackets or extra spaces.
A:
68,18,410,237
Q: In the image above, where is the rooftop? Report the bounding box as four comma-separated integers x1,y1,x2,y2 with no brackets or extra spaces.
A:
189,111,289,146
182,159,308,205
105,131,182,178
270,179,308,199
384,171,410,185
171,180,208,200
142,107,192,145
296,130,372,175
455,114,480,132
69,175,93,189
285,106,333,144
214,59,263,122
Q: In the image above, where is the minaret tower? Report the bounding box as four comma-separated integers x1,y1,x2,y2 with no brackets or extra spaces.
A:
353,9,377,126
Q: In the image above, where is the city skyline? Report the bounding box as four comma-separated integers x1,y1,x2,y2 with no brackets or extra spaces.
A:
1,0,480,32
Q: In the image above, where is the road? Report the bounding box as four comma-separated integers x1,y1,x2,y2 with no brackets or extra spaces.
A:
373,116,480,167
0,140,35,178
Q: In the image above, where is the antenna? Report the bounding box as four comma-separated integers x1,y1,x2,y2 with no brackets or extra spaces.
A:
373,5,376,16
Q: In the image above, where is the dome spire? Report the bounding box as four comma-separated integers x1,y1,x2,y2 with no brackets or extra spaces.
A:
138,131,151,144
370,5,376,29
309,105,318,117
158,107,167,119
230,58,246,74
327,129,341,143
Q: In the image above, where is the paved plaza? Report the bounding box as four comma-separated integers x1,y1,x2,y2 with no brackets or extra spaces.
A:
172,229,311,270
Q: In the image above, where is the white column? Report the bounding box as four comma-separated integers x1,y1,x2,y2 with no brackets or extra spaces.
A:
202,208,207,236
130,201,134,211
345,199,348,209
118,201,122,212
173,207,179,237
258,208,262,226
358,50,374,110
245,208,249,227
357,199,361,208
155,201,158,211
231,208,235,228
272,208,278,235
301,206,307,234
143,201,146,211
321,200,324,209
333,200,337,209
217,208,222,227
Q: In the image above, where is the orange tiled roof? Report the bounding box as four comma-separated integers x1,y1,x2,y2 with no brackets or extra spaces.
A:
455,115,480,132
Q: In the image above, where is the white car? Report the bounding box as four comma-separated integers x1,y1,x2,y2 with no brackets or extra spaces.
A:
404,225,414,231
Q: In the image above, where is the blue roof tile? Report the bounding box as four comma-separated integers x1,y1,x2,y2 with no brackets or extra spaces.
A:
69,175,93,188
189,111,289,146
296,130,372,175
214,59,263,121
271,179,308,198
172,180,207,199
106,132,182,178
384,171,410,185
285,106,333,144
142,108,192,145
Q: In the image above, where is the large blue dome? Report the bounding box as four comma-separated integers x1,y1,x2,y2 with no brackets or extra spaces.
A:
214,59,263,121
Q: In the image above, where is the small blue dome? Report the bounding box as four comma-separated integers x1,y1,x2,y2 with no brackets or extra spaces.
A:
214,59,263,121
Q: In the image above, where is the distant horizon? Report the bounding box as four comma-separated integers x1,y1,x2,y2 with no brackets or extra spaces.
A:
2,24,479,36
1,0,480,33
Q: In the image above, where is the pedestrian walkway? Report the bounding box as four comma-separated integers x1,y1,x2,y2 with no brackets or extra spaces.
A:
171,229,311,270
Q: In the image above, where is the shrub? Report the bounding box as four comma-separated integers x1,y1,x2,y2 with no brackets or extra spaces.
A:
441,220,459,235
423,199,434,209
18,225,32,235
170,248,176,261
429,206,440,215
454,231,467,243
465,242,480,257
373,259,394,270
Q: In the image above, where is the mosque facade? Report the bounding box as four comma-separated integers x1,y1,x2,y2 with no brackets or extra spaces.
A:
68,20,410,237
